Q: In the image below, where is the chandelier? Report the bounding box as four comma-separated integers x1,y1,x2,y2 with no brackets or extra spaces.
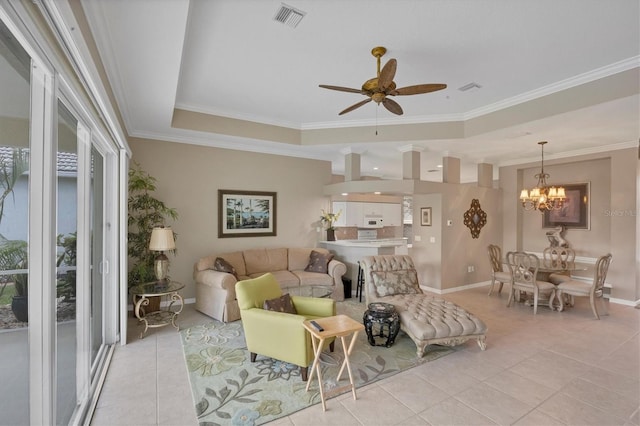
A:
519,141,566,212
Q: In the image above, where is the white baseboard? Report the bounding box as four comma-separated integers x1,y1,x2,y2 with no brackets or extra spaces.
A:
422,281,636,306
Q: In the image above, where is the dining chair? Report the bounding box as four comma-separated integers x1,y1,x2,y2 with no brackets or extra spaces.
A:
555,253,612,319
542,247,576,284
506,251,556,314
487,244,512,296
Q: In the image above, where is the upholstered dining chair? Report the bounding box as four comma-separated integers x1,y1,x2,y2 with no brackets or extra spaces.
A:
506,251,556,314
235,273,336,381
556,253,612,319
542,247,576,284
487,244,512,296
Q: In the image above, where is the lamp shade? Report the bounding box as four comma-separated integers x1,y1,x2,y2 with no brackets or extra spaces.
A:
149,227,176,251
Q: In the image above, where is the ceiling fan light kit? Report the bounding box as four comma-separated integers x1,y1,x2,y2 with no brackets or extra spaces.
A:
319,46,447,116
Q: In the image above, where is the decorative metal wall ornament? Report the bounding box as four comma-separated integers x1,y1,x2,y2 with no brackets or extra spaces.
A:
463,199,487,239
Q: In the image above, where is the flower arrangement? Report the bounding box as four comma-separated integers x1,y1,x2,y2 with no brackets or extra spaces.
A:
320,209,342,231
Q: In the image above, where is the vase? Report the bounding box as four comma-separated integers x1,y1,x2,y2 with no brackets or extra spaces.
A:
326,229,336,241
11,295,28,323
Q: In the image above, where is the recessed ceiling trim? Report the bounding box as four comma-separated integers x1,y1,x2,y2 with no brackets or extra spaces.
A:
465,56,640,120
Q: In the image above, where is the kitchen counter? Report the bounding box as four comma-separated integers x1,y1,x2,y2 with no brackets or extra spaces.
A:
319,239,409,294
322,238,408,248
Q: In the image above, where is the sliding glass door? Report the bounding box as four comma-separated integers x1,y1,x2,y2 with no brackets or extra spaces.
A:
0,9,121,424
0,17,31,426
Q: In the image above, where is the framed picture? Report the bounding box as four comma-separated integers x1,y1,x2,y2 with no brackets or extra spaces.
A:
420,207,432,226
218,190,277,238
543,183,590,229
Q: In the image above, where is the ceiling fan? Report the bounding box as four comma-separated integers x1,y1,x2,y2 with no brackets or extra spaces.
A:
319,46,447,116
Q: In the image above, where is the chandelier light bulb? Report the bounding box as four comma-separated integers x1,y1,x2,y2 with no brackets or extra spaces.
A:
520,141,566,212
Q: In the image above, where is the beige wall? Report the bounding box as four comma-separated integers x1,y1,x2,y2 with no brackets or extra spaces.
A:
128,137,334,300
500,147,638,302
130,137,638,303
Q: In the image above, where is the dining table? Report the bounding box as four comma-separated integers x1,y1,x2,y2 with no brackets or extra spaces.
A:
504,253,586,311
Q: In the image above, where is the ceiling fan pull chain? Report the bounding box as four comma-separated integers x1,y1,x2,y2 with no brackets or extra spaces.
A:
376,105,379,135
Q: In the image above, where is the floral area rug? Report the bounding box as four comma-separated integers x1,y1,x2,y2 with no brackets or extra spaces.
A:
180,299,454,425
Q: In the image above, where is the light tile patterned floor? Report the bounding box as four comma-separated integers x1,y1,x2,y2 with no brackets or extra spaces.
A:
91,286,640,425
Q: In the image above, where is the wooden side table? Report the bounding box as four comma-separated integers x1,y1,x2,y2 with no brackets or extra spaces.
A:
302,315,364,411
130,280,184,339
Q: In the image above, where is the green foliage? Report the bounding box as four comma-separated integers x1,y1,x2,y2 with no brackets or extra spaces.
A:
56,233,76,301
128,161,178,286
0,237,28,297
0,148,28,223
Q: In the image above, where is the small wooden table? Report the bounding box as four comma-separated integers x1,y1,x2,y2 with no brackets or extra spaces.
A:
303,315,364,411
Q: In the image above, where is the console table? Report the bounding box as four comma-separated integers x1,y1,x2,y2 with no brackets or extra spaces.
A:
130,280,184,339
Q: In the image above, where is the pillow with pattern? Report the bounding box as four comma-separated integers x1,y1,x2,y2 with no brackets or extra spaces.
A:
213,257,238,278
304,250,334,274
371,270,422,297
263,293,297,314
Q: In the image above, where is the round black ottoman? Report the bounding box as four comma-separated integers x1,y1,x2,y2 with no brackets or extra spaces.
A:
363,302,400,347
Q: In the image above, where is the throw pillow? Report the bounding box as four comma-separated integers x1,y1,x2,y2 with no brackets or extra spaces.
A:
263,293,297,314
371,270,422,297
304,250,334,274
213,257,238,278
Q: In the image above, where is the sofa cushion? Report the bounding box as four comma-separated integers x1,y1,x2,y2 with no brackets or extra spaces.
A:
371,270,421,297
288,248,314,271
291,270,333,286
263,293,297,314
244,248,288,275
213,257,238,278
304,250,334,274
214,251,246,277
249,270,299,289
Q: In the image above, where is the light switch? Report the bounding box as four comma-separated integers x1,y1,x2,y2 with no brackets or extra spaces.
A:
414,235,421,242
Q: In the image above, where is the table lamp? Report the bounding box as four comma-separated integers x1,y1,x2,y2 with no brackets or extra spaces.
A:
149,227,176,282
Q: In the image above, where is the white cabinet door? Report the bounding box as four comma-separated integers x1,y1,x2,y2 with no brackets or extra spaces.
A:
382,203,402,226
361,202,384,216
331,201,347,227
331,201,362,227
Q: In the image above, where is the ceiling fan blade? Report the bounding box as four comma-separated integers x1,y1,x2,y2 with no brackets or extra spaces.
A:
339,98,372,115
391,83,447,96
382,98,403,115
319,84,364,94
378,58,397,90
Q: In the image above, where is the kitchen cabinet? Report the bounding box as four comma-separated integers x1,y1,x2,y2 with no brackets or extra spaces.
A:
382,203,402,226
331,202,401,227
332,201,362,227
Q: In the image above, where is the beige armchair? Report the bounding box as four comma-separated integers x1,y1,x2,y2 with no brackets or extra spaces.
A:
487,244,512,296
542,247,576,285
506,252,556,314
556,253,612,319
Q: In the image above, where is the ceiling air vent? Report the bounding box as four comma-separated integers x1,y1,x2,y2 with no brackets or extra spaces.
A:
273,3,306,28
458,82,482,92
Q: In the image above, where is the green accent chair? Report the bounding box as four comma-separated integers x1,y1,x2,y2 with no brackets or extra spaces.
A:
236,273,336,381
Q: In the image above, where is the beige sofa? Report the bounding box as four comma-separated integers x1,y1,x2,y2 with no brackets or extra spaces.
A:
194,247,346,322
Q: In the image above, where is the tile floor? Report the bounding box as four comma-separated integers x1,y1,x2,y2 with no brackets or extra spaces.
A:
91,286,640,425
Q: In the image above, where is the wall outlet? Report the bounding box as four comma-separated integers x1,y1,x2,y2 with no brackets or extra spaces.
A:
467,265,475,273
414,235,421,242
429,236,436,243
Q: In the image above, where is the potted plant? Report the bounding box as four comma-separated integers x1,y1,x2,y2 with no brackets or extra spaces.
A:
0,237,28,322
128,162,178,311
0,148,29,322
320,209,341,241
